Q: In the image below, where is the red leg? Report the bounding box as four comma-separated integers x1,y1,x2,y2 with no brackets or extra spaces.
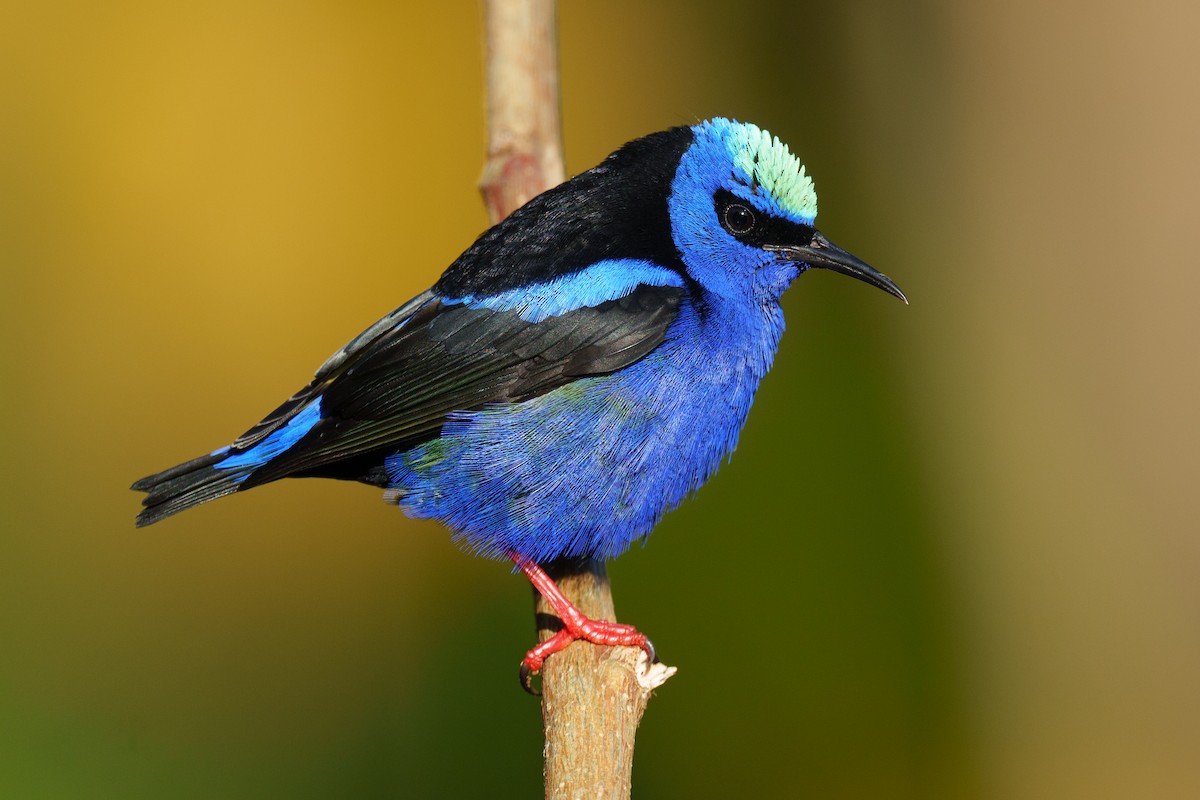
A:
512,554,657,693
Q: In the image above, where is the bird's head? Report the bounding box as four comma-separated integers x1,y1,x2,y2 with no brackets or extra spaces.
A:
669,118,906,305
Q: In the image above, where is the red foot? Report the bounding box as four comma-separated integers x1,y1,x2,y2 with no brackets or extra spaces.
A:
511,554,657,694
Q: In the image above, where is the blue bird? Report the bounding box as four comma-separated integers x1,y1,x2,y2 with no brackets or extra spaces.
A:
133,118,905,689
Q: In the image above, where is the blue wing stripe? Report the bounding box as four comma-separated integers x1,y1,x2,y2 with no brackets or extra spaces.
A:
445,259,684,323
218,400,324,473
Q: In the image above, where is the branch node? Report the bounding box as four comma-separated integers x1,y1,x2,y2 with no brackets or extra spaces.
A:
637,652,678,691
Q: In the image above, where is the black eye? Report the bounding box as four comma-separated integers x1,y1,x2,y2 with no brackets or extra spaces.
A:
721,202,757,236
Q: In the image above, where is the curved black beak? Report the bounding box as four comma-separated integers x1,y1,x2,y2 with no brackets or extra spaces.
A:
768,232,907,304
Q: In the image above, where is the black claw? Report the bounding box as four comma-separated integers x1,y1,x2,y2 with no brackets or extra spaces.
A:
642,637,659,665
519,663,540,696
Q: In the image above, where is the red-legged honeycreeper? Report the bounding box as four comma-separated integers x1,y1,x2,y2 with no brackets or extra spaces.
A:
132,118,906,689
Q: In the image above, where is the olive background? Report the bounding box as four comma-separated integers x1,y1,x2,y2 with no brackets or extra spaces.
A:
2,1,1197,797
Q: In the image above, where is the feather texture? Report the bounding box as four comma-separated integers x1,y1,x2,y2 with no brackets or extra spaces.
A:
133,118,902,569
134,283,683,525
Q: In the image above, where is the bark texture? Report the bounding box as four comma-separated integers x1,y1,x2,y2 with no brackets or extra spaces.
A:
480,3,675,798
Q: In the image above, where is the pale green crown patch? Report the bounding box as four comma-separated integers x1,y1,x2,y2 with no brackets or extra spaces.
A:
727,122,818,222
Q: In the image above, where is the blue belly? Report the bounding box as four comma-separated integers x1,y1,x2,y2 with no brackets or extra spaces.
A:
386,297,782,562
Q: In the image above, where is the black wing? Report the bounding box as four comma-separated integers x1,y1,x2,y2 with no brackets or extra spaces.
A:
133,283,684,524
248,282,683,484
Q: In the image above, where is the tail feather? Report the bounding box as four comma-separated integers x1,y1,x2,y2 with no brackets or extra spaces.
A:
132,450,251,527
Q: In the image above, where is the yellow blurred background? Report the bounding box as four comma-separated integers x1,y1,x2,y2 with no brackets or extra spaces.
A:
2,1,1197,797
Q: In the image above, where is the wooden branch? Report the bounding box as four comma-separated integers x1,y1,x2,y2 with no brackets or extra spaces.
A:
480,3,675,798
481,0,564,224
535,559,676,799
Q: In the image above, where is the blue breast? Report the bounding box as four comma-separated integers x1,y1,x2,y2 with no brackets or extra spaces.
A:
386,289,786,563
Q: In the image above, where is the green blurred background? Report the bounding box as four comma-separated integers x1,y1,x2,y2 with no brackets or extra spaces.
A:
2,1,1197,797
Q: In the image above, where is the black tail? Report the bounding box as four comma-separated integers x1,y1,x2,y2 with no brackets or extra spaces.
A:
132,450,251,527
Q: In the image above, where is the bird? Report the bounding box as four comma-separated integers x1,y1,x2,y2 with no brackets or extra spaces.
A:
132,117,905,691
